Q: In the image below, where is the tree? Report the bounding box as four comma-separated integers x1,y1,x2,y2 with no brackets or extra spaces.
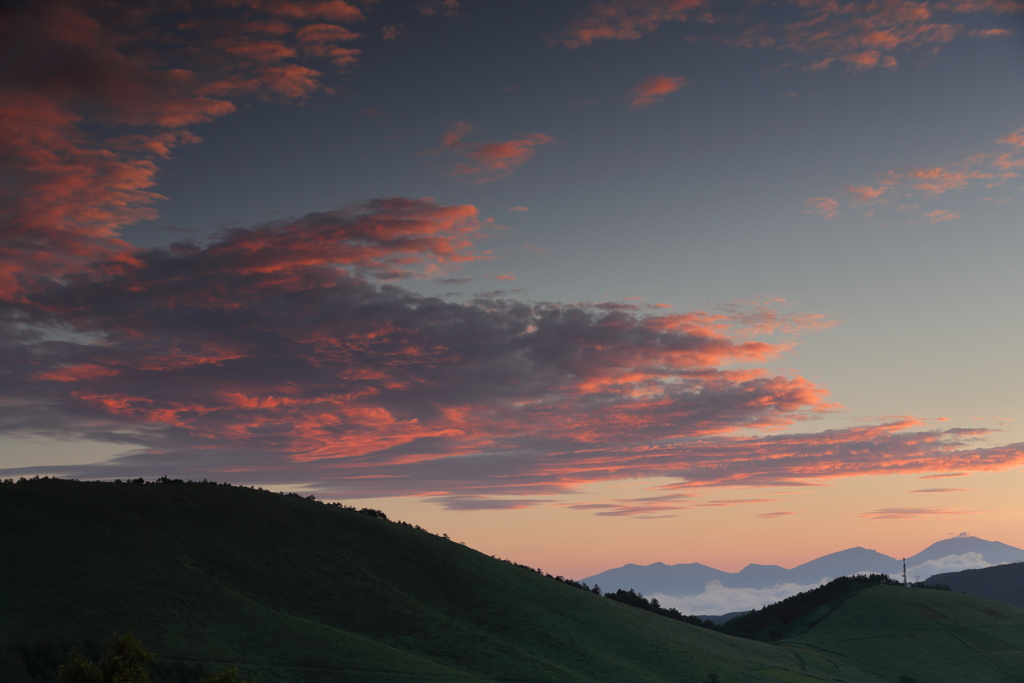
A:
59,632,254,683
58,649,102,683
99,632,152,683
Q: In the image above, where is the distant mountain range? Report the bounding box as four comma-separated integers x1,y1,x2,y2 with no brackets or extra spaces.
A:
583,535,1024,597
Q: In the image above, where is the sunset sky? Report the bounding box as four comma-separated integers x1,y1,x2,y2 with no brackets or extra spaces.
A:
2,0,1023,578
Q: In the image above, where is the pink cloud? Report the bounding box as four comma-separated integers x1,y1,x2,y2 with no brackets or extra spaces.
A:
935,0,1024,12
5,195,1023,504
434,122,555,183
861,507,979,520
240,0,365,23
418,0,463,18
560,0,709,48
969,27,1012,36
0,0,378,295
804,197,841,219
629,75,690,108
922,209,962,223
297,23,361,43
845,185,888,204
841,51,883,70
559,0,1007,70
998,127,1024,148
807,126,1024,222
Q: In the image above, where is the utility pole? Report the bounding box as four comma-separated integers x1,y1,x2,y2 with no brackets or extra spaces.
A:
903,558,907,587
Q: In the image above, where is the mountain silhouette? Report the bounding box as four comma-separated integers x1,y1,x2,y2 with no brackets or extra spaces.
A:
926,561,1024,610
583,535,1024,597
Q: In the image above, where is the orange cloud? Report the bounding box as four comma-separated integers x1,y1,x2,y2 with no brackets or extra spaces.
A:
804,197,841,219
238,0,365,23
0,0,378,296
998,127,1024,148
969,27,1012,36
560,0,709,48
844,185,888,204
922,209,962,223
434,122,555,183
3,198,874,497
297,23,361,43
807,126,1024,222
561,0,1011,70
6,212,1024,502
629,75,690,108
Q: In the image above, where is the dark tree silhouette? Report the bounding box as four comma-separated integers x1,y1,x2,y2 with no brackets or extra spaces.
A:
58,633,253,683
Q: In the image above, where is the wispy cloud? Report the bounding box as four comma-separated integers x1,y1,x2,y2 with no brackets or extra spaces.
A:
757,511,797,519
861,507,980,520
560,0,1019,69
805,127,1023,224
559,0,710,48
804,197,841,219
432,122,555,183
629,75,690,108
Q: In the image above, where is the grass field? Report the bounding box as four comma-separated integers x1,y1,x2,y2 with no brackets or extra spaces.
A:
790,584,1024,683
2,478,1022,683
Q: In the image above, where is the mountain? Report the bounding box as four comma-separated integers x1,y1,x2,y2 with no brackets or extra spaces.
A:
785,547,900,584
582,562,729,598
583,535,1024,598
906,535,1024,569
926,562,1024,610
4,477,1024,682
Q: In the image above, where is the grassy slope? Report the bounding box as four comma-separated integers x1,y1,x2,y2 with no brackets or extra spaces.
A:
790,585,1024,683
0,479,882,683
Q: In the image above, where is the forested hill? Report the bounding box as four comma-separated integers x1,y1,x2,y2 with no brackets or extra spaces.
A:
0,477,877,683
926,562,1024,610
3,477,1023,683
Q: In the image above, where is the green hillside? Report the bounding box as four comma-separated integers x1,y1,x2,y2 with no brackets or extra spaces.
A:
1,478,1020,683
790,585,1024,683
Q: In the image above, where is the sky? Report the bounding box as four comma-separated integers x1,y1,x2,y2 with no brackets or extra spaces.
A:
2,0,1023,579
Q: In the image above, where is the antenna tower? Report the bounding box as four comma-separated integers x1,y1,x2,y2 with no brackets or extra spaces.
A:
902,558,907,587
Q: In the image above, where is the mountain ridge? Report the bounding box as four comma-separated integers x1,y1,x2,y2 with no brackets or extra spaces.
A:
583,535,1024,598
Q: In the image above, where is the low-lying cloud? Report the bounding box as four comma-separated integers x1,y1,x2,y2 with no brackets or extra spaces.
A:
905,552,992,581
652,579,829,616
